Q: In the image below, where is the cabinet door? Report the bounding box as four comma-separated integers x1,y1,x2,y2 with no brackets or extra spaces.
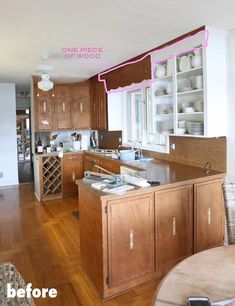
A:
155,185,193,268
35,90,53,131
90,76,107,130
84,155,100,172
99,158,120,174
90,77,99,130
62,155,84,194
97,80,107,130
107,194,154,288
194,179,224,253
55,84,71,130
72,81,91,129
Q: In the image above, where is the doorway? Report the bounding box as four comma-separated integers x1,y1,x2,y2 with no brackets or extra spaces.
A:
16,109,33,183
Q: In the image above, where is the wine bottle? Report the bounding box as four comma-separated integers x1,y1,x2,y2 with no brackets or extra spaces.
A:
37,138,43,154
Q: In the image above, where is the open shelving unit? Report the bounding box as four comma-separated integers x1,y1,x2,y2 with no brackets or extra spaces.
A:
150,45,205,140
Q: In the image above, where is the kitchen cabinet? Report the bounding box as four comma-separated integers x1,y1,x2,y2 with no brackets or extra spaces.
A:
98,158,120,174
155,185,193,268
72,81,91,129
55,84,71,130
84,155,100,172
62,153,84,194
78,154,225,299
34,88,54,131
84,154,120,174
33,78,91,132
194,179,224,252
107,193,154,288
90,76,107,130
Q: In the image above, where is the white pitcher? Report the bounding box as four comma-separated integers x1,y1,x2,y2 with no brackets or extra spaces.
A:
178,55,192,72
190,49,202,68
155,64,166,78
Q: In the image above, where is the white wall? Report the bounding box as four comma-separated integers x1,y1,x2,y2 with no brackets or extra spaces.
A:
107,92,124,131
0,84,18,186
226,30,235,182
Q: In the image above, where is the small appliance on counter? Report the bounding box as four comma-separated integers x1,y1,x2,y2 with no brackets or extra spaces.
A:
90,130,98,148
71,132,81,151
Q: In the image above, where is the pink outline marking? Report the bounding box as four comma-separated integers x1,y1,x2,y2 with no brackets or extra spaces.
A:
98,29,209,94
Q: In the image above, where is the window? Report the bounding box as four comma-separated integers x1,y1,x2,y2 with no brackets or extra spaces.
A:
124,86,169,153
126,89,145,143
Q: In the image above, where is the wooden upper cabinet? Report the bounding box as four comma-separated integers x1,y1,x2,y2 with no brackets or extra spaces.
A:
90,77,99,130
72,81,91,130
98,80,107,130
55,84,72,130
194,179,225,253
90,76,107,130
155,186,193,268
107,193,154,288
34,88,54,131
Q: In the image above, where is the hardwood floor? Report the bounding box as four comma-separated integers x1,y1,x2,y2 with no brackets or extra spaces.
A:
0,184,160,306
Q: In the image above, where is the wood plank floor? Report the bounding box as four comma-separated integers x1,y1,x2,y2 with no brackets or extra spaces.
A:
0,184,160,306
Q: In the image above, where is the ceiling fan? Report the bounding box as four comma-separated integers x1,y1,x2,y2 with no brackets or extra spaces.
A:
35,53,55,91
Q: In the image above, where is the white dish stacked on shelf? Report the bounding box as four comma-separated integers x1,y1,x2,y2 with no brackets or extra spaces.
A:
186,121,203,135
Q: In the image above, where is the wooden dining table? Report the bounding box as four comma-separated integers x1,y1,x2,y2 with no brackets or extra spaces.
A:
153,246,235,306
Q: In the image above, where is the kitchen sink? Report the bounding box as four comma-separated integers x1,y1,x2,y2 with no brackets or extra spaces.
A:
135,156,153,162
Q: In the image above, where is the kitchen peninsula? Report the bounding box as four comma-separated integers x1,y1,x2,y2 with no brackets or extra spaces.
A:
78,153,225,299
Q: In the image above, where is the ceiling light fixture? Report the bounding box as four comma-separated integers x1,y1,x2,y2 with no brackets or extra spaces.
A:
38,74,53,91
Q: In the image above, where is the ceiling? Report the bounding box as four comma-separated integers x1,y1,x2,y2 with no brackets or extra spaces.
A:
1,0,235,92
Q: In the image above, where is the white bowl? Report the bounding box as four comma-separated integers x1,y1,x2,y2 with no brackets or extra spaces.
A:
185,107,195,113
176,128,186,135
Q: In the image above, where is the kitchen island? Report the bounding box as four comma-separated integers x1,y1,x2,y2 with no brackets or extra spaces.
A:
77,153,225,300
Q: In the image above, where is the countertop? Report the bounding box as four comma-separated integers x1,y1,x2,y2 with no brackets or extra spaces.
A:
78,152,225,200
85,151,225,185
34,150,84,158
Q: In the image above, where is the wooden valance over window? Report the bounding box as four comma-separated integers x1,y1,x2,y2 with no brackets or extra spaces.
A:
100,55,151,91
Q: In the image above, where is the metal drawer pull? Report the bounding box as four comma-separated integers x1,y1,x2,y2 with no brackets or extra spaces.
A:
43,101,47,112
80,102,83,112
129,229,134,250
208,208,211,225
172,217,176,236
72,172,75,182
62,102,65,112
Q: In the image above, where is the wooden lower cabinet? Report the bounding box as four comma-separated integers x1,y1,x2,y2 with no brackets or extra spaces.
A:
155,186,193,268
79,176,225,300
194,179,225,252
99,158,120,174
62,154,84,194
84,154,120,174
84,155,100,172
107,193,154,288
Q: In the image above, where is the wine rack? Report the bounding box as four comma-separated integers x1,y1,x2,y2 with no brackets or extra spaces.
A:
42,155,62,200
